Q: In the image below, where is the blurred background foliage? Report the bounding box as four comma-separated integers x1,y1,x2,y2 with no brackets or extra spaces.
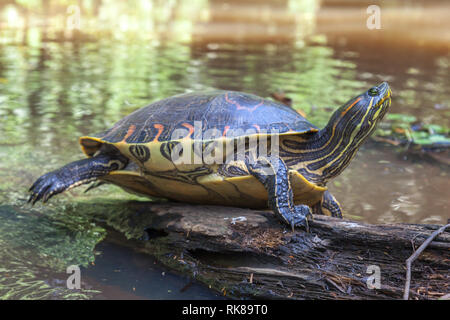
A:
0,0,448,150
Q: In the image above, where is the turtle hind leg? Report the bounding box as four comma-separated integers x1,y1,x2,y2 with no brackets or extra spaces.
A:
312,190,343,218
28,153,128,204
246,155,312,231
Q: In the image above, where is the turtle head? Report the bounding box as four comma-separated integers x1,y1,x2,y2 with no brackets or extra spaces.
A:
304,82,392,184
326,82,391,148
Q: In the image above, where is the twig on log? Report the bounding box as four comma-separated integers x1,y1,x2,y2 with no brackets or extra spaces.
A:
404,223,450,300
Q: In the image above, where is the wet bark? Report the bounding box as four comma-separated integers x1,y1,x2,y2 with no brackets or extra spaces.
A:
94,201,450,300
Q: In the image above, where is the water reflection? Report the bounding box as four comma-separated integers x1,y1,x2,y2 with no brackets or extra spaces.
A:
0,39,366,150
330,143,448,225
83,242,225,300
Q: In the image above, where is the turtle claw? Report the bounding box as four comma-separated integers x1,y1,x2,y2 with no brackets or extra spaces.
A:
28,171,67,205
287,205,312,232
84,181,106,193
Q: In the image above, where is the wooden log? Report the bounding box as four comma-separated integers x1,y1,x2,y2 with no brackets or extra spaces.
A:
89,200,450,300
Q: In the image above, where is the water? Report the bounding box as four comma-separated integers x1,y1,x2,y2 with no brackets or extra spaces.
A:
82,241,224,300
0,0,448,299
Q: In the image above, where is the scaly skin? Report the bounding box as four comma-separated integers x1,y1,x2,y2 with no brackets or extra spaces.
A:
28,153,128,204
246,156,312,231
312,190,343,218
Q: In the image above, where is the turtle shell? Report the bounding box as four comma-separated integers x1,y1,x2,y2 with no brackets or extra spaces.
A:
79,91,325,209
80,91,317,156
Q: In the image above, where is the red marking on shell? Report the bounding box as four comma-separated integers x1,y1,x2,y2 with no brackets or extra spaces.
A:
223,126,230,137
122,124,136,142
182,123,194,138
225,93,263,112
153,124,164,142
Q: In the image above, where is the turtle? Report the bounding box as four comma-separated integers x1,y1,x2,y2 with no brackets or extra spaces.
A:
29,82,392,230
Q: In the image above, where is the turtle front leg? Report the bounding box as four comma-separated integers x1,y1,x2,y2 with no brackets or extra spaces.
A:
312,190,343,218
246,155,312,231
28,153,128,204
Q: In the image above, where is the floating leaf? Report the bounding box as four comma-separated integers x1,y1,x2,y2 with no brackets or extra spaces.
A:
385,113,417,123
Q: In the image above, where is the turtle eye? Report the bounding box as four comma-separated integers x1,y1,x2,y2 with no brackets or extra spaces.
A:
368,87,379,96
